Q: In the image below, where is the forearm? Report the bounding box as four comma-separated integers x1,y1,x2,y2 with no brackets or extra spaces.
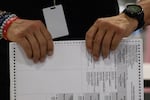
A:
138,0,150,25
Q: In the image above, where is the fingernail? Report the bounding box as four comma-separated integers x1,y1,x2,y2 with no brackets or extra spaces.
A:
40,57,45,62
103,55,107,59
94,56,98,61
88,49,92,53
34,59,39,63
111,46,116,50
48,51,53,56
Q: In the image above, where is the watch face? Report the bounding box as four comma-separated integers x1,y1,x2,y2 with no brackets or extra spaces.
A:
127,5,142,14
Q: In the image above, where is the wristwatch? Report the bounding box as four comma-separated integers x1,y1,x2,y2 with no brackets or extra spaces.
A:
123,4,145,30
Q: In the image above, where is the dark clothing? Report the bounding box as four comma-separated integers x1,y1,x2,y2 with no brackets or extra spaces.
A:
0,0,119,100
1,0,119,39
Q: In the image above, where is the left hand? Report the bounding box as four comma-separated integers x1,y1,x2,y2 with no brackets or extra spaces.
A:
85,13,138,60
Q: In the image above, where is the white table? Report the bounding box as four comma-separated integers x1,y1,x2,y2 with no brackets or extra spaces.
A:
143,63,150,80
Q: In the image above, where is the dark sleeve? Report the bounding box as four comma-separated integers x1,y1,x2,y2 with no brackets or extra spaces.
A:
0,39,10,100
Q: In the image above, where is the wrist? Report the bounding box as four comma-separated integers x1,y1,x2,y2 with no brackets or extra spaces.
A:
0,11,19,40
138,1,150,25
120,13,138,31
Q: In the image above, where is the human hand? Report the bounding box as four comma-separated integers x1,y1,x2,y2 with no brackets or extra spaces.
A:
85,13,138,60
7,19,54,63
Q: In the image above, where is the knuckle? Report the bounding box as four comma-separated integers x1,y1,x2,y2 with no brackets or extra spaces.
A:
31,20,43,28
103,41,109,47
93,38,99,45
34,20,42,24
41,38,47,45
96,18,106,25
86,32,93,39
116,29,125,37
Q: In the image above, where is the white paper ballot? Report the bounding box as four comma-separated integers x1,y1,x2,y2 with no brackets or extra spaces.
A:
9,39,144,100
43,5,69,39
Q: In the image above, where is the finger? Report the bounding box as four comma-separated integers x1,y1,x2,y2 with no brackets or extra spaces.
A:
110,32,123,50
33,32,47,62
26,33,40,63
92,29,106,60
85,23,98,53
101,30,114,58
40,23,54,55
17,38,32,59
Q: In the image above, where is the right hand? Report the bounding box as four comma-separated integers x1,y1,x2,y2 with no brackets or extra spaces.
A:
7,19,54,63
85,13,138,60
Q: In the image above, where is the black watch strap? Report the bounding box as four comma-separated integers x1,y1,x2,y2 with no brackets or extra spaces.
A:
123,4,145,31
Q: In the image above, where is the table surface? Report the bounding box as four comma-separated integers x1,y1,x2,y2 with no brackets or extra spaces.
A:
143,63,150,80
